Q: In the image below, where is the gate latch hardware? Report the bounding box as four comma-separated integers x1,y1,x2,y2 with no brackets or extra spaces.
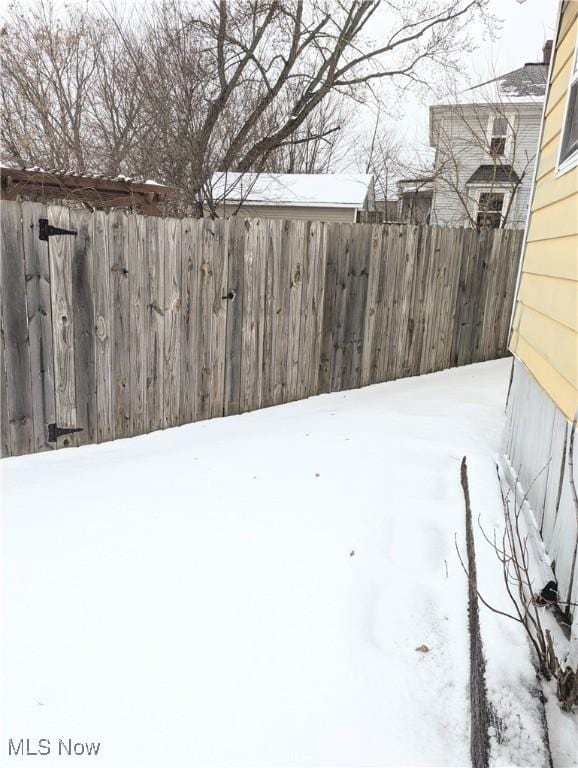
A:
39,218,77,242
47,423,83,443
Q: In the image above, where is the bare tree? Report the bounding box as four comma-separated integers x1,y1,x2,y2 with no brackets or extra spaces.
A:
1,0,495,215
357,107,404,221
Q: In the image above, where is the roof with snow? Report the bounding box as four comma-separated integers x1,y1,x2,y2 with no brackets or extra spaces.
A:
210,172,373,209
0,165,173,214
464,63,548,104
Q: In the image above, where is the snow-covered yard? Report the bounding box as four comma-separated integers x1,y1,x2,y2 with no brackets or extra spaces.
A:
0,359,572,766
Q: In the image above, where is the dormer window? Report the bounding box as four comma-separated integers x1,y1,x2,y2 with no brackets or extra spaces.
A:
490,117,508,156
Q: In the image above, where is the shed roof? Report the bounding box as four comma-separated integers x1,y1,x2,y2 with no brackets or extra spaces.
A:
466,164,521,185
210,172,373,209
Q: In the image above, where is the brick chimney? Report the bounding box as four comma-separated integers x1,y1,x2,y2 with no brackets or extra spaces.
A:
543,39,553,65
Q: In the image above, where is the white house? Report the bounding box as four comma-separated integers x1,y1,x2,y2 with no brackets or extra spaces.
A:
208,172,374,223
427,44,551,228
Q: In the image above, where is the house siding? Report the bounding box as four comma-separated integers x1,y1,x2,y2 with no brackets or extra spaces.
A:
217,204,356,223
503,1,578,620
510,3,578,421
503,358,577,613
429,103,543,229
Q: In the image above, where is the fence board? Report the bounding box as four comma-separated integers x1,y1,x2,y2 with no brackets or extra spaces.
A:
47,205,78,449
1,203,34,455
342,223,370,391
272,220,291,404
361,225,383,387
22,202,55,452
0,317,9,457
384,224,405,381
129,215,146,437
163,217,182,427
94,211,114,443
1,202,525,458
369,225,392,383
180,218,200,423
394,224,418,380
145,216,165,432
308,221,326,397
109,212,130,438
261,220,277,408
224,217,244,416
499,229,523,353
70,209,96,446
209,219,228,418
330,223,352,392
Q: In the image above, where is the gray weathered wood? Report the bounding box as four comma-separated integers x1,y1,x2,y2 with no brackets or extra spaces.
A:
21,202,55,452
94,210,114,443
163,217,182,427
47,205,78,449
197,217,214,420
1,202,34,455
223,218,244,416
209,219,228,418
287,220,304,401
129,214,146,437
180,217,200,423
70,208,97,446
110,211,130,438
145,216,165,432
272,220,292,403
0,314,9,457
1,201,525,457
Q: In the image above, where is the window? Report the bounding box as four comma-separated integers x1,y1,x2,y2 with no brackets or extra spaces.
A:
489,117,508,156
558,41,578,172
476,192,504,228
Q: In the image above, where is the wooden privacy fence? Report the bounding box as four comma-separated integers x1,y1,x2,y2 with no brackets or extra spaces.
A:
0,201,523,457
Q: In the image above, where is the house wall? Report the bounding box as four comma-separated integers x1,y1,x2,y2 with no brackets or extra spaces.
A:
503,1,578,620
503,359,577,615
510,2,578,421
216,204,356,223
429,102,543,228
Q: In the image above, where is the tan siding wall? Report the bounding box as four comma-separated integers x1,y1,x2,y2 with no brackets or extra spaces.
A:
218,204,356,223
509,3,578,420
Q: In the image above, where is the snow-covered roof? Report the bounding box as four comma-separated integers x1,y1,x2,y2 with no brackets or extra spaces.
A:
463,63,548,104
0,163,168,188
210,172,373,209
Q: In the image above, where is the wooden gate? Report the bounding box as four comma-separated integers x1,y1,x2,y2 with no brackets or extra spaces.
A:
0,204,231,456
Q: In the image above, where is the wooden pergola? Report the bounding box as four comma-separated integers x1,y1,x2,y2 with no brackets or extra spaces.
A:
0,166,175,215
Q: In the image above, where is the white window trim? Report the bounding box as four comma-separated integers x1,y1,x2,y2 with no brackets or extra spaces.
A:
468,185,512,227
486,111,516,160
556,28,578,177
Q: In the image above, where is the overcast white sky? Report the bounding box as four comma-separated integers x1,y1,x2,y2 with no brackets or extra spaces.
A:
365,0,558,173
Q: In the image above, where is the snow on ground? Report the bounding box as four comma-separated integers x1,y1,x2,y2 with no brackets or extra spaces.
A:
0,358,550,767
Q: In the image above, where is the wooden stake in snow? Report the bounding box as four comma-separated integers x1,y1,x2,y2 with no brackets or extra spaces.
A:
460,456,490,768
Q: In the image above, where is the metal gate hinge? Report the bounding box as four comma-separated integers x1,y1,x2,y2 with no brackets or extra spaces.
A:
39,218,77,242
47,423,83,442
